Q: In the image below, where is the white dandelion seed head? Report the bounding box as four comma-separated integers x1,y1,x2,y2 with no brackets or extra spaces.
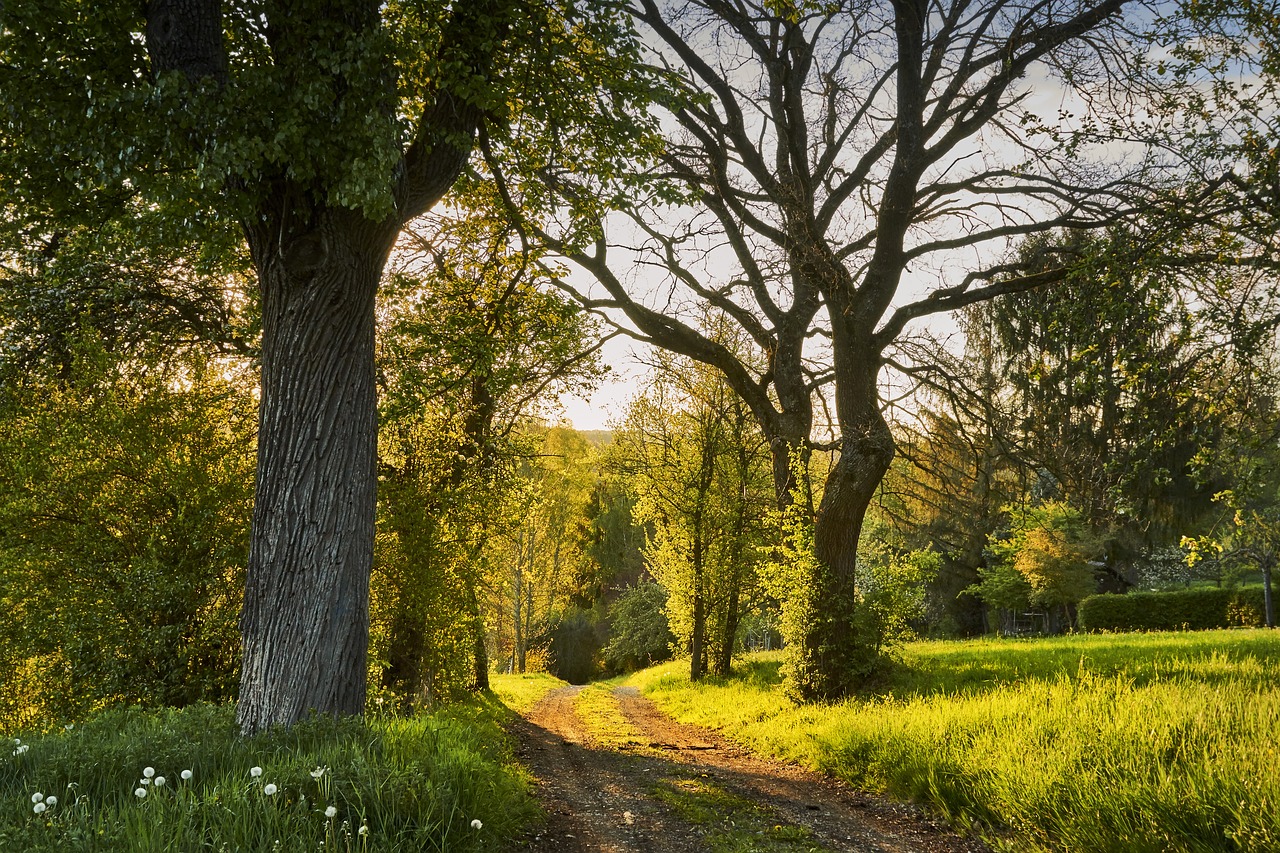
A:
470,819,483,830
13,744,29,756
325,805,337,819
310,766,326,780
140,778,151,786
263,783,278,796
142,766,155,779
134,787,147,799
44,795,57,807
154,776,165,787
181,769,193,781
250,766,263,778
358,824,369,836
31,792,43,804
33,802,46,814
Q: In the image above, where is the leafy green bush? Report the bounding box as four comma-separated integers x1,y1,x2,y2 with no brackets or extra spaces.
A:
1078,586,1267,632
0,701,535,852
603,581,675,673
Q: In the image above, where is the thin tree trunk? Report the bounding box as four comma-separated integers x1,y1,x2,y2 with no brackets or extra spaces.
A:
236,216,392,733
1264,556,1275,629
471,584,490,690
690,528,706,682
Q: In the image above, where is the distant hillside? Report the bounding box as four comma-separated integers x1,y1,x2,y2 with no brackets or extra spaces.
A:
578,429,614,447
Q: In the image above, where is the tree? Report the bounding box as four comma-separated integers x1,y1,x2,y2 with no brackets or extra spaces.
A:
981,501,1100,632
619,334,773,679
602,580,674,673
373,210,606,703
522,0,1214,698
0,1,653,730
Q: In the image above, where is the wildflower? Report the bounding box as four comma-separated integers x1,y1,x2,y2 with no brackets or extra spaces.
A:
310,766,326,780
140,778,151,786
181,769,193,781
358,824,369,836
33,802,46,814
250,766,263,778
45,796,57,807
64,724,73,731
13,744,29,756
31,792,43,804
325,805,337,819
470,819,483,830
264,783,278,796
142,767,155,779
135,787,147,799
154,776,166,788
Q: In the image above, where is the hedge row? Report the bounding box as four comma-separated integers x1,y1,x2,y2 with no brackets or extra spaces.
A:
1078,586,1271,632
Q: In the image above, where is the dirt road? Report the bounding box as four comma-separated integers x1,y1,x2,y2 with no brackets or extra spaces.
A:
506,684,991,853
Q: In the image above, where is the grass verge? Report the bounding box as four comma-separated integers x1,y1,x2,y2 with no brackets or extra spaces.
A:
1,697,536,852
626,629,1280,853
489,672,567,714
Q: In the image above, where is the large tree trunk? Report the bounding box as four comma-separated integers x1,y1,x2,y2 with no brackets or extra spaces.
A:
795,358,895,701
236,214,393,734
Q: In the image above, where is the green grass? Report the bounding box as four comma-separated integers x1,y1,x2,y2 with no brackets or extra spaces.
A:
1,698,537,852
625,630,1280,853
651,776,826,853
488,671,567,713
574,682,647,749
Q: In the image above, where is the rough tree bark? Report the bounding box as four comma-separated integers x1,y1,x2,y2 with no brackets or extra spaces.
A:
140,0,509,732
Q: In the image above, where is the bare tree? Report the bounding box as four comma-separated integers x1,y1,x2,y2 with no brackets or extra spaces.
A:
529,0,1209,698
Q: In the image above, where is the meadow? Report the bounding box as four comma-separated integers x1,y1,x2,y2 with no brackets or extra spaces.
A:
0,698,535,852
626,630,1280,853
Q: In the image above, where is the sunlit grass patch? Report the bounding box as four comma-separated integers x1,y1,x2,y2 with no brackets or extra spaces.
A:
489,671,567,714
651,775,826,852
626,630,1280,852
573,683,647,749
0,698,535,852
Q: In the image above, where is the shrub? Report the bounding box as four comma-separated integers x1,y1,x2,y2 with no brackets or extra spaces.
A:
1078,586,1267,632
603,581,674,673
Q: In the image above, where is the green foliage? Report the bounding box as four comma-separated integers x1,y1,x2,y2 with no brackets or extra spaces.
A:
0,700,536,851
620,333,774,678
855,519,942,648
627,630,1280,853
980,501,1098,615
0,343,254,730
370,210,607,702
603,581,674,673
1078,586,1269,632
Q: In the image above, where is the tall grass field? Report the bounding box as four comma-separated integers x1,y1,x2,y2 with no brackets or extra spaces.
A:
626,629,1280,853
1,698,536,852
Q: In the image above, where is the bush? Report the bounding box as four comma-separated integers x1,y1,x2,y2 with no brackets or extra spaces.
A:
1078,586,1268,632
603,581,674,673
